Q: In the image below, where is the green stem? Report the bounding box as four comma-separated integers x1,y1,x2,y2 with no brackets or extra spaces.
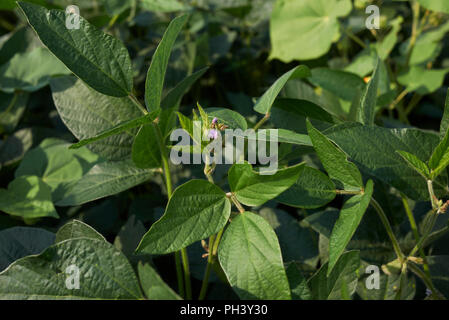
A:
370,198,405,261
154,124,192,299
401,194,432,278
128,94,149,115
174,251,184,297
228,193,245,213
253,113,270,131
409,210,439,256
335,189,363,195
199,234,215,300
406,1,421,66
344,28,366,48
181,247,192,299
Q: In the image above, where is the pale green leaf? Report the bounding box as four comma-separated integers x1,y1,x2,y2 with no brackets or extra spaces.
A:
218,211,291,300
228,162,305,207
15,138,100,203
416,0,449,13
253,65,311,115
0,47,70,93
136,180,231,254
398,66,449,95
357,59,380,125
396,150,430,179
270,0,352,61
0,176,59,220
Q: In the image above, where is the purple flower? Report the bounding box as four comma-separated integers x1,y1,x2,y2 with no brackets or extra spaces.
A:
212,117,218,125
208,129,218,140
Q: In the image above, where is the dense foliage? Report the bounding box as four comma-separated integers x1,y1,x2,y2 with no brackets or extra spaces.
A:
0,0,449,300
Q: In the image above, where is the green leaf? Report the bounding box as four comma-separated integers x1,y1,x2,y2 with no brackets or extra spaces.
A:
397,66,449,95
0,176,59,220
270,0,352,62
57,160,155,206
228,162,305,207
396,150,430,179
0,92,29,134
426,256,449,296
308,68,366,102
160,67,209,110
428,126,449,179
136,180,231,254
51,76,144,161
0,238,144,299
218,211,291,300
137,262,182,300
259,208,318,265
253,66,311,115
139,0,190,12
326,123,444,200
18,2,133,97
308,250,360,300
101,0,132,16
131,124,161,169
15,138,100,203
276,166,336,209
286,263,312,300
70,111,159,150
0,47,70,93
205,107,248,130
376,17,403,60
271,98,340,134
328,180,373,276
55,220,106,243
0,227,55,271
114,215,147,260
357,59,380,125
410,21,449,65
439,89,449,136
306,120,363,190
145,14,189,112
416,0,449,13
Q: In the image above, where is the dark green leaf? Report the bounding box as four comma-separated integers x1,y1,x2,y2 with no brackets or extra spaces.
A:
18,2,133,96
328,180,374,275
307,120,363,191
276,166,336,209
